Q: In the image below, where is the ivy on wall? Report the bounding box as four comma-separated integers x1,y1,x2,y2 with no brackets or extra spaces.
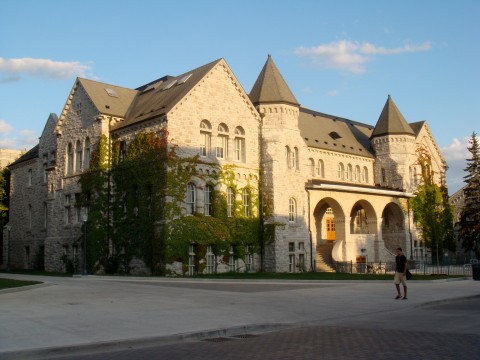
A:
78,130,265,275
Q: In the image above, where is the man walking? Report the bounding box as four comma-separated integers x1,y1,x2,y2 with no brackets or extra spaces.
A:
394,247,408,299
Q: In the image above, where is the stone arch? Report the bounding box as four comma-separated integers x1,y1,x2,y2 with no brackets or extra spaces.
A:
381,202,406,253
313,197,345,244
349,200,377,235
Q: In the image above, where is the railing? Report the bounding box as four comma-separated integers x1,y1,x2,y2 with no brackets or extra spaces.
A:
335,260,473,276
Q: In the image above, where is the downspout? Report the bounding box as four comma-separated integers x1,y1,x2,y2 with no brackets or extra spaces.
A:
258,112,265,272
407,198,413,260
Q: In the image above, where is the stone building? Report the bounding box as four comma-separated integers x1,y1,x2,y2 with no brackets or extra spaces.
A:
3,56,445,274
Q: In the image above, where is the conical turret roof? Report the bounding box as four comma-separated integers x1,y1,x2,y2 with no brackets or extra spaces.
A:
249,55,299,106
371,95,415,138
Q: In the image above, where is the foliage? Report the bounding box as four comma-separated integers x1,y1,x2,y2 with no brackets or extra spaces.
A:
0,167,10,222
458,132,480,259
79,130,263,275
411,146,455,264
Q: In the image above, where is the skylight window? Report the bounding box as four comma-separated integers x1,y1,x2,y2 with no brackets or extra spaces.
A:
329,131,342,140
161,79,177,90
177,73,192,85
105,88,118,97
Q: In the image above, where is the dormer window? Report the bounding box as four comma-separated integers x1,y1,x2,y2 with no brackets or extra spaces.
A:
329,132,342,140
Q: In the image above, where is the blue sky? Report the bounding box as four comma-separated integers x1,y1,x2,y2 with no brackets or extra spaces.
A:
1,0,478,193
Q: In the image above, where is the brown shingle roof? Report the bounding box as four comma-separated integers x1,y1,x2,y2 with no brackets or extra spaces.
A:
249,55,299,106
299,108,374,158
371,95,415,138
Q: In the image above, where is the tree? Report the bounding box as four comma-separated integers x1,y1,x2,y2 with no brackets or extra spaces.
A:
411,146,455,265
458,132,480,259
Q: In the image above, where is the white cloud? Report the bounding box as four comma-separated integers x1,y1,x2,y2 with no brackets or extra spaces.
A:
327,89,340,96
294,40,431,74
0,57,91,80
441,136,476,193
0,119,14,134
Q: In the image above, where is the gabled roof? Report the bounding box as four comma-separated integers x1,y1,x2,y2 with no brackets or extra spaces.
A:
249,55,299,106
371,95,415,138
409,120,426,136
112,59,223,130
299,108,374,158
78,78,138,118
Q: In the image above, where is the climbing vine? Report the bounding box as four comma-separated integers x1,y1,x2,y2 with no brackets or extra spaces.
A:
79,130,264,275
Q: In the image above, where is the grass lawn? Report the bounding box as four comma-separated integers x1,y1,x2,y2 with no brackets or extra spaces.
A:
0,278,42,290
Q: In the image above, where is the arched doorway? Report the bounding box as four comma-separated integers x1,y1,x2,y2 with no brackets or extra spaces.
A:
313,198,344,271
381,203,406,253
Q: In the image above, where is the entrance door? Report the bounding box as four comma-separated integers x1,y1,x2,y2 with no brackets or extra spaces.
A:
326,218,336,241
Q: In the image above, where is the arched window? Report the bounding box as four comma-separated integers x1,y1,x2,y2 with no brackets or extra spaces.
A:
381,168,387,184
243,188,251,217
234,126,245,162
346,164,353,181
67,143,74,175
200,120,212,157
355,165,361,182
119,141,127,162
216,123,229,159
75,140,82,172
285,146,291,168
204,184,213,216
362,167,369,183
289,198,296,222
227,187,234,217
309,158,315,176
317,159,325,178
293,147,299,169
84,137,91,169
186,183,196,215
337,163,345,180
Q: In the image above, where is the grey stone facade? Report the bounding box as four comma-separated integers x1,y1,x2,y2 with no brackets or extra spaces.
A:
3,57,446,274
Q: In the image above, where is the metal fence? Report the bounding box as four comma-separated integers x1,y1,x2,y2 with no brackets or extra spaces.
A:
335,260,474,277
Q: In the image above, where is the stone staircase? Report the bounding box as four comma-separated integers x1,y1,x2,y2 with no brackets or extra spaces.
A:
315,242,336,272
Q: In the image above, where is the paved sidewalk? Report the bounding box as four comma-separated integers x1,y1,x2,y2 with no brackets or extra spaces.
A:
0,274,479,359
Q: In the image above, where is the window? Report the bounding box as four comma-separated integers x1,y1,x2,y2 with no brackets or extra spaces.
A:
299,254,305,271
293,147,299,169
355,166,361,182
188,245,195,276
347,164,353,181
309,158,315,176
245,245,254,271
288,242,295,252
28,204,32,229
337,163,345,180
234,127,245,162
362,167,369,183
43,154,48,182
75,140,82,172
381,168,387,184
228,246,236,272
227,187,234,217
28,169,32,186
216,123,229,159
243,189,251,217
206,245,215,274
285,146,291,168
204,185,213,216
84,137,91,169
67,143,74,175
289,198,296,222
43,202,47,229
200,120,212,157
186,183,196,215
65,195,71,224
119,141,127,162
316,159,324,178
299,242,305,251
289,254,295,273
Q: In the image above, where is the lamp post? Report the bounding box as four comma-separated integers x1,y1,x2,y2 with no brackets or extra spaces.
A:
82,214,88,275
6,226,11,272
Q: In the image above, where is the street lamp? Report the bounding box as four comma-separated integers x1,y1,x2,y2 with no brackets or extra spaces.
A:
82,214,88,275
6,226,11,272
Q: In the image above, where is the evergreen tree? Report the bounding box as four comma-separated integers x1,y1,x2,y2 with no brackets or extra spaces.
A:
458,132,480,259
